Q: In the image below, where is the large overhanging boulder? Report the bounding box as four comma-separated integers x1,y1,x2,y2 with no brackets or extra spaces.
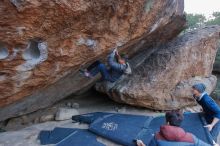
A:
95,26,220,110
0,0,186,121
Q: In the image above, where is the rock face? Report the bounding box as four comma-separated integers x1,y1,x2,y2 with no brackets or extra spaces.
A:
212,40,220,100
96,26,220,110
212,74,220,100
213,46,220,73
0,0,186,121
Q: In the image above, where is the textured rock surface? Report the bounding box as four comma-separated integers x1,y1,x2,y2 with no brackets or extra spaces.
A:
96,26,220,110
0,0,186,121
212,74,220,100
213,46,220,73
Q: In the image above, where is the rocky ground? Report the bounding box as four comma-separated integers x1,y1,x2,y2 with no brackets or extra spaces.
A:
1,90,219,146
0,90,161,131
0,90,159,146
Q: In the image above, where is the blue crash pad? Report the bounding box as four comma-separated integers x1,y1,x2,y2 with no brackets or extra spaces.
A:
38,127,76,145
72,112,112,124
89,113,154,146
38,127,105,146
72,112,213,146
57,129,105,146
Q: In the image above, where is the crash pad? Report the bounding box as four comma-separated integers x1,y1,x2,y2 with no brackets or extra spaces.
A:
38,127,105,146
38,127,76,145
72,112,214,146
57,129,105,146
72,112,112,124
89,113,154,146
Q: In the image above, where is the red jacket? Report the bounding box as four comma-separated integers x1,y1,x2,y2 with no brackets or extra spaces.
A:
156,125,194,143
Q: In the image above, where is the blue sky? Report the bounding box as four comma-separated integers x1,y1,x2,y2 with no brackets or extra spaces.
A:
185,0,220,17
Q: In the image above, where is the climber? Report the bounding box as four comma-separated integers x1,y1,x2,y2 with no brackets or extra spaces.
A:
80,48,131,82
136,110,212,146
192,83,220,145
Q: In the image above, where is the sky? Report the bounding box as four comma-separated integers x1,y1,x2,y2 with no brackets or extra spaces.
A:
185,0,220,18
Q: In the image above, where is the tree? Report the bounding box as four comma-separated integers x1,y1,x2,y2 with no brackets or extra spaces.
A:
186,13,206,30
205,12,220,25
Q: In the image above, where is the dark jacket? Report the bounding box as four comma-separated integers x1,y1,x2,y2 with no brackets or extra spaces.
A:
196,93,220,123
107,51,127,81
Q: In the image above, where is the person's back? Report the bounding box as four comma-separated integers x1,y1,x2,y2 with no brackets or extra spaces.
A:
137,111,211,146
156,125,194,143
155,111,211,146
155,111,195,145
155,125,207,146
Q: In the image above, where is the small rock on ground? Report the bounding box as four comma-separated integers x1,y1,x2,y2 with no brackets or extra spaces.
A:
55,108,79,121
71,103,80,109
39,115,54,123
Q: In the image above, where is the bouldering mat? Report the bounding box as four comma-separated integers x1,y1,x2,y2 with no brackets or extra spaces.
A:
38,127,76,145
72,112,112,124
38,127,105,146
56,129,105,146
89,113,154,146
73,112,214,146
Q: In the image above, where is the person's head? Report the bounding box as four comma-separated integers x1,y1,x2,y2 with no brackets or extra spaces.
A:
165,110,183,127
116,54,126,64
119,58,126,64
192,83,206,97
